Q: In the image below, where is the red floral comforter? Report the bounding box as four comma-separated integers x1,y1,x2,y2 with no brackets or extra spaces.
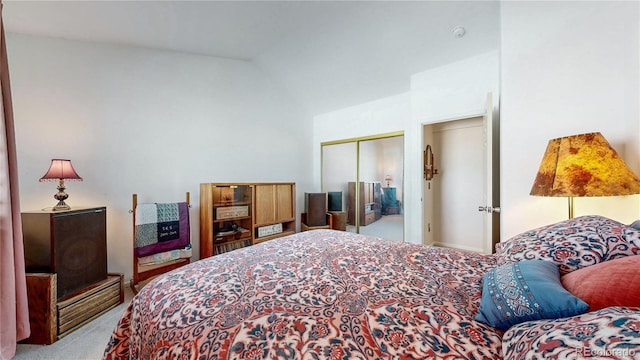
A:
103,230,502,359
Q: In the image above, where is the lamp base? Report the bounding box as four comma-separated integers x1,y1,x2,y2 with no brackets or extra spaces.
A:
52,179,71,211
52,200,71,211
568,197,574,219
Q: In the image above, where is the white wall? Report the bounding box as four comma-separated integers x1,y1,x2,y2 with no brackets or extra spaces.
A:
8,34,314,280
500,1,640,238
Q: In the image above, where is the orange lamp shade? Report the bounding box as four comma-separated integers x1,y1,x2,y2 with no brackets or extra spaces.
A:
530,132,640,197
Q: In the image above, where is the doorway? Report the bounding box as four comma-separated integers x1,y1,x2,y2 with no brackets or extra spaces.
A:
424,118,483,251
422,95,500,253
322,132,404,241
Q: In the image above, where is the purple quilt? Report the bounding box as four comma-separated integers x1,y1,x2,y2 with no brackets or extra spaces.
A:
134,202,190,257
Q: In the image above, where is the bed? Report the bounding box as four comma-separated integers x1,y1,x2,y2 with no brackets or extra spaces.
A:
104,215,640,359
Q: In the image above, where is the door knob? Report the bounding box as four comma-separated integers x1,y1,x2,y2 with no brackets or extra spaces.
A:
478,206,501,213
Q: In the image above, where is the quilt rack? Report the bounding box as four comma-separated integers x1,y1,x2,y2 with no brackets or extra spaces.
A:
130,192,192,294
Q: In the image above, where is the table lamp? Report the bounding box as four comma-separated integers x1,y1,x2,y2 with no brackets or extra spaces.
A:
39,159,83,211
530,132,640,218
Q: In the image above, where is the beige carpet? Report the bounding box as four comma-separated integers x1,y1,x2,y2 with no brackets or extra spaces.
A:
14,287,134,360
346,214,404,242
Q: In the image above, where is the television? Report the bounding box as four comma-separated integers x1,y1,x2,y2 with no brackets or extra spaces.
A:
327,191,343,212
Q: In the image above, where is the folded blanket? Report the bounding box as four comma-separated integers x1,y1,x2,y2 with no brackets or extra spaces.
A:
137,246,192,266
134,202,190,257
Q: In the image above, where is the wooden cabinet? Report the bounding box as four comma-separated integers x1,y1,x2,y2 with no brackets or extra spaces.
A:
200,182,296,258
253,183,296,244
21,206,123,344
22,207,107,299
348,182,382,226
23,273,124,344
200,184,253,258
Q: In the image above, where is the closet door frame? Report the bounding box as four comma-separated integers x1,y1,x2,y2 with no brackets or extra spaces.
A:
321,131,404,236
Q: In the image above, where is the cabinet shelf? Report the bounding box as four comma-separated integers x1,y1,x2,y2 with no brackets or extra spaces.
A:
200,182,297,258
213,201,251,207
213,216,251,223
214,236,252,245
214,231,251,244
254,230,295,244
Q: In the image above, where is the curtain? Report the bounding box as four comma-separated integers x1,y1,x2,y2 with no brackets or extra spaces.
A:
0,2,30,359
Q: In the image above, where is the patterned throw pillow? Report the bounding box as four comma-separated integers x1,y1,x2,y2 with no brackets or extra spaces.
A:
502,307,640,359
626,225,640,243
495,216,640,274
476,260,588,330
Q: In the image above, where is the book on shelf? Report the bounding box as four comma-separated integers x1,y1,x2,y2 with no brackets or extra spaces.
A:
215,239,251,255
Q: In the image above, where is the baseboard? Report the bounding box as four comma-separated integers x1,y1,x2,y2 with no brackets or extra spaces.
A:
433,242,483,253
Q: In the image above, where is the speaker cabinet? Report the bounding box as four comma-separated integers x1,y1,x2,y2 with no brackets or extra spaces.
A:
22,207,107,299
304,193,327,226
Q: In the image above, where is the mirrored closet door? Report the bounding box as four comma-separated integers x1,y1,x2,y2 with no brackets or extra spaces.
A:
321,132,404,241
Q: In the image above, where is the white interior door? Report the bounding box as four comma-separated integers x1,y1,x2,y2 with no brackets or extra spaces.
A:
478,93,500,254
422,93,499,254
482,93,500,254
432,118,485,252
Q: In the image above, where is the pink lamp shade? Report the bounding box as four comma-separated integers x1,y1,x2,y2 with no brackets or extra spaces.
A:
39,159,83,181
39,159,82,211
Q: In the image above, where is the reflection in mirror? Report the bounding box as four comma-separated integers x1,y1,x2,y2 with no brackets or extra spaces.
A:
321,134,404,241
322,142,356,234
356,136,404,241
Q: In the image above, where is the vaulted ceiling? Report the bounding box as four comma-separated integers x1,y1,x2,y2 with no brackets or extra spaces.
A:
3,1,500,116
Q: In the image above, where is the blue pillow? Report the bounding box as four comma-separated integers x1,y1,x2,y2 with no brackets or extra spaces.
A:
475,260,588,330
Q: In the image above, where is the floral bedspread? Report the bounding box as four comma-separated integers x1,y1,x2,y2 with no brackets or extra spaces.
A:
104,230,502,359
502,307,640,359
